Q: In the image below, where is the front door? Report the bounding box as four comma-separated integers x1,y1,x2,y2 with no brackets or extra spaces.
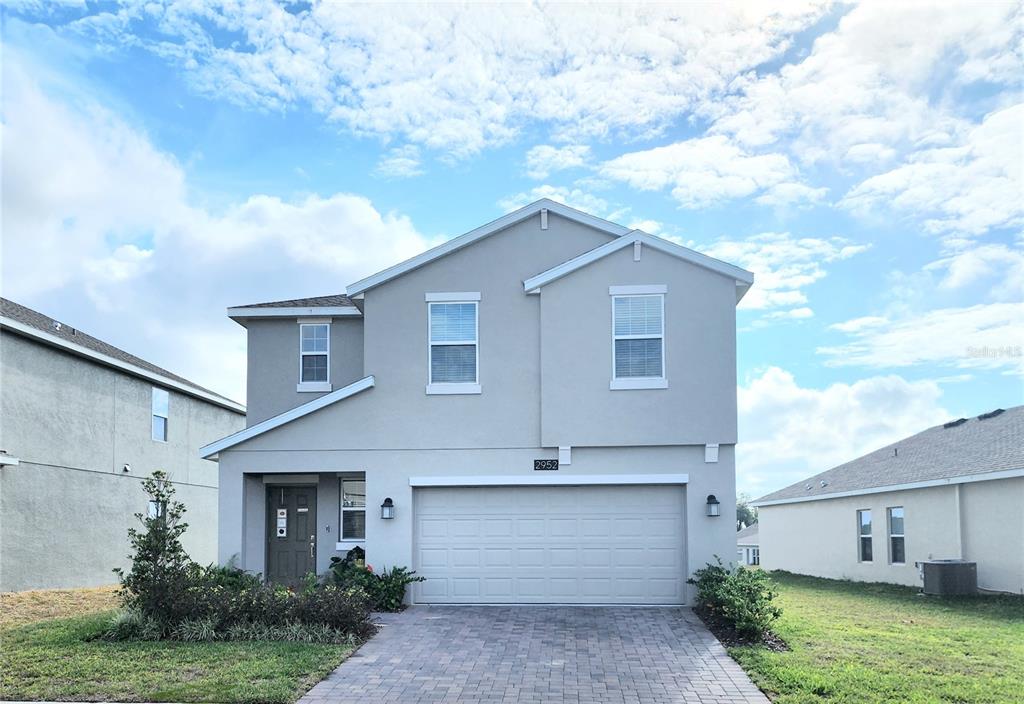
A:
266,485,317,588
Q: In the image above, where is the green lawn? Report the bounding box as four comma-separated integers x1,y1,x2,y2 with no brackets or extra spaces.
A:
0,611,353,703
730,572,1024,704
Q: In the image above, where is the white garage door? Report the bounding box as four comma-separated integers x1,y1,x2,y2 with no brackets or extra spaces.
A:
413,484,686,604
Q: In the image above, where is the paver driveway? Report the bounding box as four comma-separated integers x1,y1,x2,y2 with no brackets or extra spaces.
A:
300,606,769,704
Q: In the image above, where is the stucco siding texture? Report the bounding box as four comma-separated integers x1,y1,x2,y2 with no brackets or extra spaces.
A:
246,317,364,424
0,332,242,591
759,479,1024,593
540,245,738,447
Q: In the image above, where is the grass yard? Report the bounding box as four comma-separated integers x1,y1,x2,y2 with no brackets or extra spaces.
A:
730,572,1024,704
0,589,354,703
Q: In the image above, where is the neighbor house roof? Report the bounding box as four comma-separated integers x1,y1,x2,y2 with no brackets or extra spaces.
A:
736,523,758,544
522,230,754,301
754,406,1024,507
227,294,362,324
0,298,244,413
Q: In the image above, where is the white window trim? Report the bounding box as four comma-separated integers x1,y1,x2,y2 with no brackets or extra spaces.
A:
888,506,905,565
857,509,873,563
427,298,480,394
610,291,666,390
339,473,366,542
151,387,169,443
298,322,331,391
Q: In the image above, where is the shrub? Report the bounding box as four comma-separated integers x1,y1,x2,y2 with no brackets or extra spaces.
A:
173,617,219,642
372,566,427,612
287,585,375,639
102,610,162,641
329,550,425,612
688,558,782,639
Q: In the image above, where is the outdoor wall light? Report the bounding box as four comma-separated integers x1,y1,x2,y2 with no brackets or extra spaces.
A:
705,494,721,517
380,497,395,520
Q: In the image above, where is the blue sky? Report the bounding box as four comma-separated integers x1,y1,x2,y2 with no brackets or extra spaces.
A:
2,1,1021,497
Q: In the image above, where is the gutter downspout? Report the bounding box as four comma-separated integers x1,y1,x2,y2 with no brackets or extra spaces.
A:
953,483,965,559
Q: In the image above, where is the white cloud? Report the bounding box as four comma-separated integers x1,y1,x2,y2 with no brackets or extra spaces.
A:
524,144,591,180
497,185,609,217
374,144,424,179
41,2,831,157
1,60,432,402
600,136,819,209
626,219,663,235
926,241,1024,302
819,303,1024,374
738,367,950,496
698,232,870,311
840,104,1024,239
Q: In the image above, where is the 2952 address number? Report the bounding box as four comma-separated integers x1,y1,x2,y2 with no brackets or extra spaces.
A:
533,459,558,471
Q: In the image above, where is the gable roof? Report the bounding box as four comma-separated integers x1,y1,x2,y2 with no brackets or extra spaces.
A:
737,523,758,544
754,406,1024,507
236,294,357,309
345,199,630,297
1,298,244,413
523,230,754,300
199,375,375,459
228,294,361,324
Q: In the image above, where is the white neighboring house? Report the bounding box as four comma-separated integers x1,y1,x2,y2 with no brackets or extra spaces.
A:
737,523,759,566
753,407,1024,595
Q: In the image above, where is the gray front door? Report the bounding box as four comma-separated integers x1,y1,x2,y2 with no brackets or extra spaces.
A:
266,485,317,588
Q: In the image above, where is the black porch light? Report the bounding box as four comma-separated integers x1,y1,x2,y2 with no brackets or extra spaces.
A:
705,494,721,517
380,497,395,520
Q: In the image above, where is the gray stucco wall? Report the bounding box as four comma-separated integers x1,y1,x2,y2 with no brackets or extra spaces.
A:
0,331,244,591
758,478,1024,594
245,317,364,425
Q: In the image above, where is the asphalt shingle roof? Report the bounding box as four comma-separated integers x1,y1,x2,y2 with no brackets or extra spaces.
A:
236,294,356,308
756,405,1024,504
736,523,758,543
1,298,241,407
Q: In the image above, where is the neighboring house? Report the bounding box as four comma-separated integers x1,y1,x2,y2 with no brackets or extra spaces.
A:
202,199,754,604
754,407,1024,595
737,523,759,566
0,298,245,591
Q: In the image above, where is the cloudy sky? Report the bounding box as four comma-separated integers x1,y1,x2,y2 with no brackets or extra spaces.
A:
2,1,1022,497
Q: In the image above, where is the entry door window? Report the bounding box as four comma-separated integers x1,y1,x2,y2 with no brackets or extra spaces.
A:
340,473,366,540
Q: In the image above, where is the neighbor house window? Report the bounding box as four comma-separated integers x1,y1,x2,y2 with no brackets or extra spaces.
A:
151,387,169,442
888,507,905,564
299,323,330,384
339,473,366,541
751,548,760,566
857,509,873,562
148,499,166,520
610,289,666,389
428,301,478,385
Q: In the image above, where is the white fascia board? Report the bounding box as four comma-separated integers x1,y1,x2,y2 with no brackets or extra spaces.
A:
346,199,630,296
524,232,754,295
409,473,688,487
0,317,245,414
227,306,362,319
199,375,375,459
752,467,1024,507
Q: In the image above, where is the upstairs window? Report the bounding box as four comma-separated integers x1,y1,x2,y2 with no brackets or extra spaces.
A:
429,301,478,385
888,507,905,564
151,387,169,442
857,509,873,562
339,473,366,541
299,323,330,384
611,289,665,389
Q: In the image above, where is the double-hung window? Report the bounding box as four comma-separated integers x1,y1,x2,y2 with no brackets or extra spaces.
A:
610,286,667,390
857,509,873,562
888,507,905,564
298,323,330,391
339,473,366,541
151,387,169,442
426,293,480,394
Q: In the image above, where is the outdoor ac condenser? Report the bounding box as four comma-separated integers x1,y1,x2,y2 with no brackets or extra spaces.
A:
917,559,978,596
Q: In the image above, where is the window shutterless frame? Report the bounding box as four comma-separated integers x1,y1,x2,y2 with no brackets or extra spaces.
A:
298,322,330,391
151,387,169,442
426,298,480,394
610,290,666,390
888,506,905,564
857,509,873,562
339,473,366,541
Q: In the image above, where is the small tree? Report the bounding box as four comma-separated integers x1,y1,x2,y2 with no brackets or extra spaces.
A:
737,492,758,531
115,470,196,626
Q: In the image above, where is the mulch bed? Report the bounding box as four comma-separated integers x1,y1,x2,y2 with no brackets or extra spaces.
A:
694,605,789,652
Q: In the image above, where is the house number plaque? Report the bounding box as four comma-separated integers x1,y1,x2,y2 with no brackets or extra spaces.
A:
533,459,558,471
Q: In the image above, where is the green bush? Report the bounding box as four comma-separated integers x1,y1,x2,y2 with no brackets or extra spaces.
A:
688,558,782,639
328,554,425,612
102,609,162,641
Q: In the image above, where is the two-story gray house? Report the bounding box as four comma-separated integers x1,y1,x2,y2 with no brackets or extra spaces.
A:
0,298,245,591
202,200,753,604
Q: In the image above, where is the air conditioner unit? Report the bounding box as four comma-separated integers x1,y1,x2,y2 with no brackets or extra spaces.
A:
917,559,977,596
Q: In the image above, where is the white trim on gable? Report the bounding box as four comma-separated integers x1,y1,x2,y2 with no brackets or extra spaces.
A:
346,199,630,296
752,467,1024,507
227,306,362,319
199,375,375,459
524,231,754,300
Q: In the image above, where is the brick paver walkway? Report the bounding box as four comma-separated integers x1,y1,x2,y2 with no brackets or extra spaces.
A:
299,606,769,703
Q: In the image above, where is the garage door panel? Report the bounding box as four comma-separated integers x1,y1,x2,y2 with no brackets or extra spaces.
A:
414,485,685,605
